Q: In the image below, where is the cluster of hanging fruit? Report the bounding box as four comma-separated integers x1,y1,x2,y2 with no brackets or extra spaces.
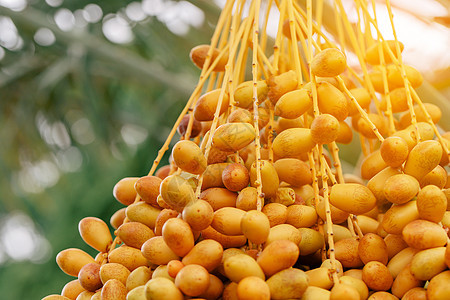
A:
43,0,450,299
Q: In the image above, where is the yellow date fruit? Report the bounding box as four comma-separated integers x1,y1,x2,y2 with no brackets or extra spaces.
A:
358,233,389,265
175,264,210,297
110,208,126,230
222,163,249,192
141,236,179,265
145,277,184,300
108,245,148,272
274,88,312,119
236,186,258,211
200,226,247,249
160,175,196,212
316,81,348,121
190,44,227,72
330,183,376,215
266,268,309,300
212,122,256,152
416,184,447,223
172,140,206,175
267,70,298,104
250,160,280,199
257,240,299,277
402,287,427,300
78,262,102,292
381,200,419,235
99,263,130,286
362,261,393,291
402,219,447,250
134,176,162,206
365,40,404,65
391,264,423,299
116,222,155,249
211,207,246,236
237,276,270,300
78,217,112,253
387,247,419,279
274,158,312,187
113,177,139,206
404,140,443,181
272,128,315,159
383,174,420,205
126,202,161,229
234,80,268,109
182,239,223,272
194,89,229,121
426,270,450,300
410,246,447,281
56,248,95,277
330,284,360,300
224,253,265,282
200,187,237,211
61,279,85,300
334,238,363,269
311,114,340,145
182,200,214,231
162,217,194,257
311,48,347,77
240,210,270,245
339,275,369,300
380,136,409,168
306,267,333,290
126,266,152,291
266,223,302,246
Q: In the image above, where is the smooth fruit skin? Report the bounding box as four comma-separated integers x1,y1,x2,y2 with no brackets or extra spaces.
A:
365,40,404,65
402,219,447,250
257,240,299,277
78,217,112,253
113,177,139,206
190,44,227,72
160,175,196,212
237,276,270,300
172,140,206,175
330,183,376,215
380,136,409,168
146,277,184,300
316,81,348,121
194,89,229,121
241,210,270,244
134,176,162,206
426,270,450,300
362,261,393,291
310,114,340,144
174,264,210,297
274,88,312,119
311,48,347,77
182,239,223,272
416,185,447,223
410,247,447,281
222,163,249,192
404,140,442,181
272,128,315,159
267,70,298,104
56,248,95,277
212,122,256,152
162,218,195,257
42,295,71,300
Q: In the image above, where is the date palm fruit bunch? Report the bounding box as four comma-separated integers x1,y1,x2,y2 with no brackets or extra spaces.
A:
43,0,450,299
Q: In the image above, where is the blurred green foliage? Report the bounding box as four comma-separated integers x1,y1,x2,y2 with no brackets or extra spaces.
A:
0,1,218,299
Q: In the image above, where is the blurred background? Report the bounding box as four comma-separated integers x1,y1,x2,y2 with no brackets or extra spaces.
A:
0,0,448,299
